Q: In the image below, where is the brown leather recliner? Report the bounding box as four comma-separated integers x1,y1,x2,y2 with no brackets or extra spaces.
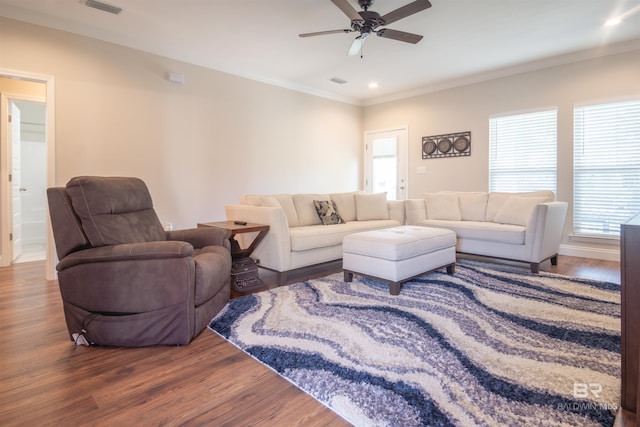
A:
47,176,231,346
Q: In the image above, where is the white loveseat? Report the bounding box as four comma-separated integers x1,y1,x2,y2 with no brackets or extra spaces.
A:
405,191,568,273
225,192,405,283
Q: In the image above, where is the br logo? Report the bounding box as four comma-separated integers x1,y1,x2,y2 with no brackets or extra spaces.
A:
573,382,603,399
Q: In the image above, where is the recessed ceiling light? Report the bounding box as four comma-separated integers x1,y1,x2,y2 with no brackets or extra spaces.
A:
368,82,379,89
604,17,622,27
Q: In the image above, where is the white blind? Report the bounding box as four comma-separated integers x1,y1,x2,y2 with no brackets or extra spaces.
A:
489,109,557,193
574,99,640,237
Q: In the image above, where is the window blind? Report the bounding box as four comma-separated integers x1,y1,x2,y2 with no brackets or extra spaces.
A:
489,109,557,193
573,99,640,237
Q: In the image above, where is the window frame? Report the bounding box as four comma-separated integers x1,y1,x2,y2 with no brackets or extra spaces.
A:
572,97,640,239
488,107,558,194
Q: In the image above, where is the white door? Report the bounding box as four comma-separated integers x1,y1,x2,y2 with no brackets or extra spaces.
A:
10,102,22,261
364,128,408,200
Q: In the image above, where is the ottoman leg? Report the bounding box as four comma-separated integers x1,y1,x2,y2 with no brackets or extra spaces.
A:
344,271,353,282
389,281,401,295
446,263,456,275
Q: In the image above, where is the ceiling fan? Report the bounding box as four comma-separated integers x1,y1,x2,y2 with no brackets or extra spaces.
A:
299,0,432,56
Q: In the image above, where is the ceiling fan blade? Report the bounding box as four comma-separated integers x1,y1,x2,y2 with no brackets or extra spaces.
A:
380,0,432,25
331,0,364,23
377,28,423,44
299,29,352,38
347,33,369,56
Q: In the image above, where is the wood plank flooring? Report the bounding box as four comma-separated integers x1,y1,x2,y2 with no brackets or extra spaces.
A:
0,256,620,426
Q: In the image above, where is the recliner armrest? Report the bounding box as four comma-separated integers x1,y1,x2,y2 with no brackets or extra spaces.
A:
57,241,194,271
166,227,230,250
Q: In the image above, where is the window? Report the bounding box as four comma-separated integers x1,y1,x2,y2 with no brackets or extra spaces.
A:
489,109,557,193
573,99,640,237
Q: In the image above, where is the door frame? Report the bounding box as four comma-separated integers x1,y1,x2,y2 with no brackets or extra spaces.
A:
364,126,409,200
0,68,56,279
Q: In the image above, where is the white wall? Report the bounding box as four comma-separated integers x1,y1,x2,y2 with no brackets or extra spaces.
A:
363,49,640,259
0,18,363,229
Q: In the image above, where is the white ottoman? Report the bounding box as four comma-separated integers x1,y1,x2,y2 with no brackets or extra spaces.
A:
343,226,456,295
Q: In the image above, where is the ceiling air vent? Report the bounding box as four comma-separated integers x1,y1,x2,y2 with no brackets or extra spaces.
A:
85,0,122,15
330,77,347,85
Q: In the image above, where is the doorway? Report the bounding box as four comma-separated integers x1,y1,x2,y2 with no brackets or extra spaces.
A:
0,70,56,279
10,100,47,263
364,127,408,200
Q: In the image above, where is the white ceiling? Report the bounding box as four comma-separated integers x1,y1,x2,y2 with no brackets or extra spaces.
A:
1,0,640,105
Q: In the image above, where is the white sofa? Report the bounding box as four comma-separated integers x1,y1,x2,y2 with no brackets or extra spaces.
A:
405,191,568,273
225,192,405,283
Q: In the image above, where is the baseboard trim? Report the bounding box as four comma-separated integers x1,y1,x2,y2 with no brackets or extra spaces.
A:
559,244,620,261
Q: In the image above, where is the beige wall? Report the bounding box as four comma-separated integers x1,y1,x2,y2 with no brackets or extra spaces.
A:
363,49,640,258
2,16,638,259
0,18,362,229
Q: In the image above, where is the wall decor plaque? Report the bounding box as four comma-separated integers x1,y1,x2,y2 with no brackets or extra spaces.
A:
422,131,471,159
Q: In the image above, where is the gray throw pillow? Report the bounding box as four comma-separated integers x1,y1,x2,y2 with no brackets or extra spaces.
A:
313,200,345,225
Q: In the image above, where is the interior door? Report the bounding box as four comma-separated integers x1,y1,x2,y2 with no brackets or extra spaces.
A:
10,101,22,261
364,128,408,200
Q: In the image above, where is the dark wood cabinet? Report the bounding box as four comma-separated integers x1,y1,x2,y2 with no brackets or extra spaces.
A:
616,212,640,426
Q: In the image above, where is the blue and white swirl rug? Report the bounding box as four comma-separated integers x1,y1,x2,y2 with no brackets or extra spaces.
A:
209,261,620,426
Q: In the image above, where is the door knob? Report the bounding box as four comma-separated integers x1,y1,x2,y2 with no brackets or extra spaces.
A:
19,187,27,192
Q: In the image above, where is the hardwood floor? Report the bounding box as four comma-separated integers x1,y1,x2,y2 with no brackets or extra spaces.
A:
0,256,620,426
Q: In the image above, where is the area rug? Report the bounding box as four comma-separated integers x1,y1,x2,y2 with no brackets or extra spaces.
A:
208,261,620,426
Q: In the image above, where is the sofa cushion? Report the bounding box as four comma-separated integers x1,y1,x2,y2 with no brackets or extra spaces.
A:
493,196,547,226
425,193,462,220
290,219,400,251
355,192,389,221
313,200,345,225
240,194,267,206
293,194,330,226
421,219,526,245
330,192,359,222
486,190,554,222
458,193,488,221
272,194,299,227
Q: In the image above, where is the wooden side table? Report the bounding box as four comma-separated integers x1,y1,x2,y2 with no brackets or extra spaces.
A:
197,221,269,292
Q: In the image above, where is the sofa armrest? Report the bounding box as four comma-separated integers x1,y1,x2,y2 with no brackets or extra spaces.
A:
387,200,406,224
526,201,568,261
57,241,193,271
166,227,230,251
225,204,292,271
405,199,427,225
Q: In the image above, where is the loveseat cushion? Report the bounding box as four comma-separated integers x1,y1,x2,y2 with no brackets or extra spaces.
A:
330,192,359,222
290,220,400,251
272,194,299,227
486,190,554,222
240,194,300,227
493,196,547,226
293,194,331,226
355,192,389,221
457,193,488,221
420,219,526,245
425,193,462,220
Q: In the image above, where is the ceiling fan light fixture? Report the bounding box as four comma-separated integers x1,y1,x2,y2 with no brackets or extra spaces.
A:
301,0,431,57
347,34,368,56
